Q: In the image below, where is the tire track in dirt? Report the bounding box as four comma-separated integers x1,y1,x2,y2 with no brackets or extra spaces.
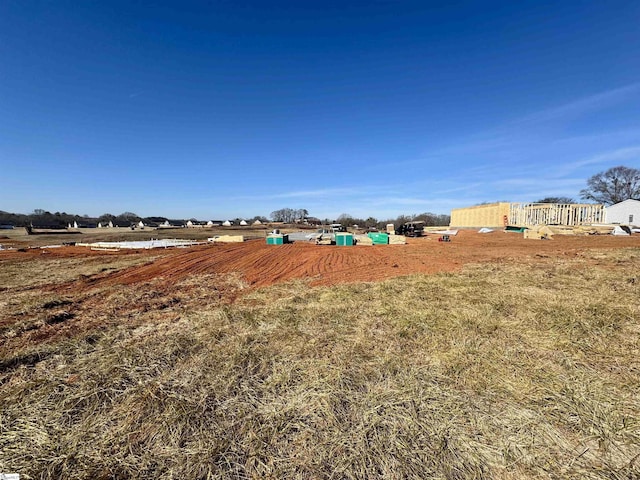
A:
43,233,640,296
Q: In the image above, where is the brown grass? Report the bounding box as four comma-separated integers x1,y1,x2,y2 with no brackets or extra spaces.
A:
1,249,639,479
0,253,157,289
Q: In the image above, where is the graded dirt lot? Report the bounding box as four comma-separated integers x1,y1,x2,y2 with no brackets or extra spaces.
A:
3,230,640,293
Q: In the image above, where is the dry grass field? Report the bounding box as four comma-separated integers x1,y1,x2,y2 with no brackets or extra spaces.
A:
1,232,639,479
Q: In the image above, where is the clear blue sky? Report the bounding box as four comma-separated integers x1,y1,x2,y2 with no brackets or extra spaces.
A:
2,1,639,220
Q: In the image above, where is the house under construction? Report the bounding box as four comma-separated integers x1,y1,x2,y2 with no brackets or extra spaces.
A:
450,202,605,228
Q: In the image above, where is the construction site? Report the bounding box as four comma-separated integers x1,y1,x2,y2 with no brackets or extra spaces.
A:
2,216,640,479
1,221,639,290
2,200,637,259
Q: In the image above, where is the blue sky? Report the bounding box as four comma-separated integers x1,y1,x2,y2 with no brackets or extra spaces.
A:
1,1,639,220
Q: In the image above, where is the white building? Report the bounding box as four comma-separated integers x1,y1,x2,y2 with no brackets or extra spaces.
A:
606,199,640,225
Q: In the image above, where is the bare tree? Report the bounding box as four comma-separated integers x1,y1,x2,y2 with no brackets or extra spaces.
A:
535,197,575,204
270,208,308,223
580,166,640,205
337,213,363,227
413,212,451,226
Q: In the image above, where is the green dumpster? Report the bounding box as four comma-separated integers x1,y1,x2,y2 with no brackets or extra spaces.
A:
367,232,389,245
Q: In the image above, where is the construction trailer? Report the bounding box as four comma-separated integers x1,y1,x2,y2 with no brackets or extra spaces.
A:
450,202,605,228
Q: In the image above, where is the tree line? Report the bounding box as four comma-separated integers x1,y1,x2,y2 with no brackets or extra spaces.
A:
270,208,309,223
2,166,637,228
0,211,172,228
333,212,451,229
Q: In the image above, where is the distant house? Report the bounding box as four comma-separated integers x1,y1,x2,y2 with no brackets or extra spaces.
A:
606,199,640,225
239,220,248,226
222,220,232,227
304,217,322,226
253,219,262,225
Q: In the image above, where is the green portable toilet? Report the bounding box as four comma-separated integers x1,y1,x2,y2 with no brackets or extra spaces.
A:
335,232,354,246
367,232,389,245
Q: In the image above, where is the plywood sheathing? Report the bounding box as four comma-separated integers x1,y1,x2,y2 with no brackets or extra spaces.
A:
450,203,512,228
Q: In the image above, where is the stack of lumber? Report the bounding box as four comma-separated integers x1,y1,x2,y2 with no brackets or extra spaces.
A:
573,225,617,235
353,234,373,245
523,226,554,240
388,234,407,245
546,225,613,236
208,235,244,243
522,224,617,237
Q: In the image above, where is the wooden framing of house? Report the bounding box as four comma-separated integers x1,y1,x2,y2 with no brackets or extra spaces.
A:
508,203,605,226
450,202,605,228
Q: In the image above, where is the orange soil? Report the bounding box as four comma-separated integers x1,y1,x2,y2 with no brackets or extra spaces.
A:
16,231,635,293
